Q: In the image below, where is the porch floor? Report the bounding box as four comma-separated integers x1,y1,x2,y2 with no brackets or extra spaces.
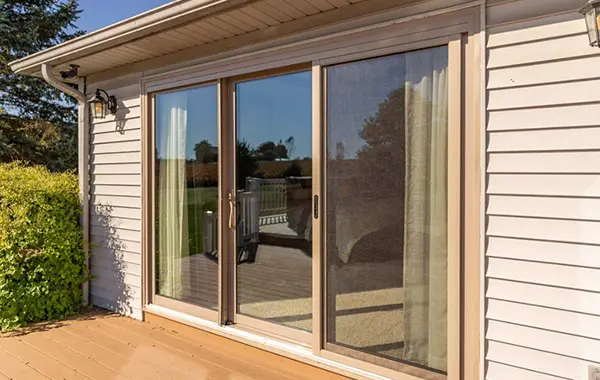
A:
0,309,348,380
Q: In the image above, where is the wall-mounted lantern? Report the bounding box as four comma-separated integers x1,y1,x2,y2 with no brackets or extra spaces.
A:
580,0,600,47
89,89,117,119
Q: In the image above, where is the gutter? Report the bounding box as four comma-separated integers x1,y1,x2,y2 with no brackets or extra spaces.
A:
41,64,86,103
41,64,90,306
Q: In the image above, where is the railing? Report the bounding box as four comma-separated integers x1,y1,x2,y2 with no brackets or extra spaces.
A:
202,190,260,253
203,211,218,254
237,190,260,242
246,177,287,216
203,177,310,253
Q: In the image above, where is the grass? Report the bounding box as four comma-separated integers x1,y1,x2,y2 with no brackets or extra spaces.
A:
186,187,218,255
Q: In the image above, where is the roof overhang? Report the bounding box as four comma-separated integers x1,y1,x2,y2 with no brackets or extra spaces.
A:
9,0,458,84
9,0,257,76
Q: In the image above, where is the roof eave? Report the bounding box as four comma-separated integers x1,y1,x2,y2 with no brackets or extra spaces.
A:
9,0,256,75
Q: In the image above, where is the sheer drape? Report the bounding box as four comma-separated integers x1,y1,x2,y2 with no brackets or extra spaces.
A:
157,91,189,299
402,47,449,372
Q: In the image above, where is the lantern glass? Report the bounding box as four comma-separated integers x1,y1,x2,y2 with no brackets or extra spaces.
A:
585,7,600,46
90,99,106,119
581,1,600,47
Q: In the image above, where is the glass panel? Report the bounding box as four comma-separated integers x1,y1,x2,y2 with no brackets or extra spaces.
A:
155,84,219,310
235,71,313,332
585,8,599,46
325,47,449,373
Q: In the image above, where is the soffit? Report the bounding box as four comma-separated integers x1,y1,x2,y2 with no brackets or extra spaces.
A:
16,0,373,80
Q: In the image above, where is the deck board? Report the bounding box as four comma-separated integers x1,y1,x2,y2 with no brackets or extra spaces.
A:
0,337,83,380
60,323,192,380
15,330,129,380
0,347,49,380
0,309,348,380
101,316,272,380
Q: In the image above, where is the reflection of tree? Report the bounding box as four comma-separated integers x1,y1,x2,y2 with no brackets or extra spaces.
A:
237,140,258,190
352,87,419,200
194,140,218,163
335,142,344,160
282,162,302,177
255,140,288,161
284,136,296,159
181,137,311,190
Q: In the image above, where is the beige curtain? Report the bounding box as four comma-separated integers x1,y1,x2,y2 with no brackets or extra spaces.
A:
157,91,189,299
402,47,449,372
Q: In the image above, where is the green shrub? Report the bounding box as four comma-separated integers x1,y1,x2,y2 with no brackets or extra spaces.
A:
0,162,87,331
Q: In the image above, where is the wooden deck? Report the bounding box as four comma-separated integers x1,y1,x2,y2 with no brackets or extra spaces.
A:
0,309,348,380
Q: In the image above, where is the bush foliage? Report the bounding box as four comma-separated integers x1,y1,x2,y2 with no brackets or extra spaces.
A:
0,162,87,331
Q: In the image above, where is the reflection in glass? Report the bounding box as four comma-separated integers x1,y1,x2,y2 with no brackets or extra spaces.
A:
235,71,313,331
155,84,219,310
325,47,448,372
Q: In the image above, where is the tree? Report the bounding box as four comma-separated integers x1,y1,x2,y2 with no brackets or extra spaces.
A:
353,87,416,201
0,0,83,171
0,114,77,172
194,140,217,163
283,136,295,159
256,140,288,161
236,140,258,190
281,162,302,177
335,141,344,160
256,141,277,161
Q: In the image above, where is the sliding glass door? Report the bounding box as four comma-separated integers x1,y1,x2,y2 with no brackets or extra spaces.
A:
149,41,460,380
232,69,313,339
323,47,450,374
154,83,220,317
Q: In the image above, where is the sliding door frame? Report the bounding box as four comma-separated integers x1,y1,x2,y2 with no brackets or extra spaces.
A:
141,6,482,380
225,63,314,345
144,80,220,323
312,34,463,380
218,77,234,326
311,62,324,355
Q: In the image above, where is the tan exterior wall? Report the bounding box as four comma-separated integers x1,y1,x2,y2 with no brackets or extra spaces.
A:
88,75,143,320
485,0,600,379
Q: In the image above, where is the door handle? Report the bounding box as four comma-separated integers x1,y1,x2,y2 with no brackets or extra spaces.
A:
228,191,237,229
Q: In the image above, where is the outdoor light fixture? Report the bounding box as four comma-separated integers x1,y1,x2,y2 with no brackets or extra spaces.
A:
580,0,600,47
89,89,117,119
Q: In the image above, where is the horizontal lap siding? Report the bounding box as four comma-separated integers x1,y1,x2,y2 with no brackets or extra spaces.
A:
485,1,600,379
88,82,142,320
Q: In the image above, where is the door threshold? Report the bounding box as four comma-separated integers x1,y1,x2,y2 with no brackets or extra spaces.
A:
143,304,390,380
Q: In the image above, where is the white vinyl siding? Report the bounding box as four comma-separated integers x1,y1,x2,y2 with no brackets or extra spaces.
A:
485,0,600,378
87,80,143,320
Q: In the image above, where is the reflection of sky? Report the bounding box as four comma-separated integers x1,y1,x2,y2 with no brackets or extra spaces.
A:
156,84,218,160
156,72,312,160
237,71,312,159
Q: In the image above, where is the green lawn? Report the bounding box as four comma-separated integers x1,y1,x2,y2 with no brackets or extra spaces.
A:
186,187,218,255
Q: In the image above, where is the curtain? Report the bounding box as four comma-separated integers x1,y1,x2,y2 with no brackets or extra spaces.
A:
157,91,189,299
402,47,449,372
